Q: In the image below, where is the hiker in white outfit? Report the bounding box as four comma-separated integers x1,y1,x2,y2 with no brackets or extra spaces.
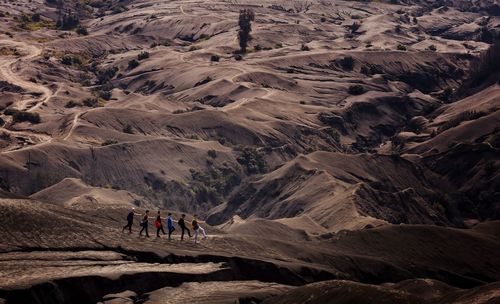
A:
192,215,208,244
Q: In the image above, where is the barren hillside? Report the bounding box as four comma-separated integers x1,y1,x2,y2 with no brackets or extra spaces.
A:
0,0,498,303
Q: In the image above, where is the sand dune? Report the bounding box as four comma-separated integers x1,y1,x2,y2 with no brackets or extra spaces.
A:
208,151,461,231
0,0,498,302
30,177,150,210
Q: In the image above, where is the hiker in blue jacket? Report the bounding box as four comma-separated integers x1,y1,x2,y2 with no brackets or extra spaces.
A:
167,213,176,240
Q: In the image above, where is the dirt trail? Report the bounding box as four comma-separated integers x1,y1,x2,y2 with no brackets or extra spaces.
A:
0,39,55,153
63,112,82,141
0,39,52,111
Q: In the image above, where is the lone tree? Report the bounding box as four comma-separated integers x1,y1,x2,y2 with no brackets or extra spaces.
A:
238,9,255,53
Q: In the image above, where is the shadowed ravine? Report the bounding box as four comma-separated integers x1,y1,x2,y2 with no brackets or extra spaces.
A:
0,248,335,304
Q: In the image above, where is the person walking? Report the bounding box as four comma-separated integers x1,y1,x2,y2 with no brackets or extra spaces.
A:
192,215,208,244
167,213,176,240
122,207,137,233
139,210,151,237
155,210,166,237
178,214,191,241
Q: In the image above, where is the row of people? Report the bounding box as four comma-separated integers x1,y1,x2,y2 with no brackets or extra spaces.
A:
122,208,207,244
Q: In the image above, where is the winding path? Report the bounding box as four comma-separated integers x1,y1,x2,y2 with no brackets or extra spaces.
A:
0,39,53,112
63,112,82,141
0,39,55,153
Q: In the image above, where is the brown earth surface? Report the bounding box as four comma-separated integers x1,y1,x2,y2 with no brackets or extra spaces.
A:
0,0,498,303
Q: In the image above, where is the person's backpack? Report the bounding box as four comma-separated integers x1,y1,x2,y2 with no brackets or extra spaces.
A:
127,212,134,221
140,215,148,227
155,220,161,228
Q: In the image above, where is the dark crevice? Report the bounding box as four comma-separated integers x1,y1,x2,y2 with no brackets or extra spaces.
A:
0,246,338,304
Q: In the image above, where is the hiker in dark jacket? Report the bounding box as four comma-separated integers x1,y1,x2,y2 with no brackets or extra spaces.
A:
155,210,166,237
122,208,137,233
178,214,191,240
139,210,152,237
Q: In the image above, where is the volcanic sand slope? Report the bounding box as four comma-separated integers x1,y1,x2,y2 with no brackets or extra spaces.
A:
396,83,500,220
208,151,463,231
0,0,499,303
30,177,150,210
144,281,292,304
1,198,500,303
1,200,500,287
261,280,500,304
0,0,496,227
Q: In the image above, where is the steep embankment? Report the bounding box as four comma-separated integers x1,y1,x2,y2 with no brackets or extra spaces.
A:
208,151,463,231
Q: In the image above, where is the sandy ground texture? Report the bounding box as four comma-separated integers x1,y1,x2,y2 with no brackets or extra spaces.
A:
0,199,499,303
0,0,499,303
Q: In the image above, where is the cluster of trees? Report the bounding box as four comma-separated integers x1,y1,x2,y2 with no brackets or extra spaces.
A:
4,109,41,124
56,11,80,30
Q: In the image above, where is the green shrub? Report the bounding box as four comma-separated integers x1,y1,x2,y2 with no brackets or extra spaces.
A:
4,109,40,124
350,22,361,33
98,90,112,101
101,139,118,146
441,87,453,101
83,97,98,107
138,51,149,60
31,13,40,22
397,44,407,51
123,124,134,134
189,164,241,204
97,67,118,85
348,84,365,95
128,59,140,70
60,54,82,66
76,26,88,35
56,12,79,30
65,101,78,108
361,63,383,75
61,55,73,65
236,146,266,174
339,56,355,70
207,149,217,158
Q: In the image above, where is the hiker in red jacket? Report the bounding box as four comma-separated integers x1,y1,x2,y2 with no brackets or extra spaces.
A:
155,210,166,237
